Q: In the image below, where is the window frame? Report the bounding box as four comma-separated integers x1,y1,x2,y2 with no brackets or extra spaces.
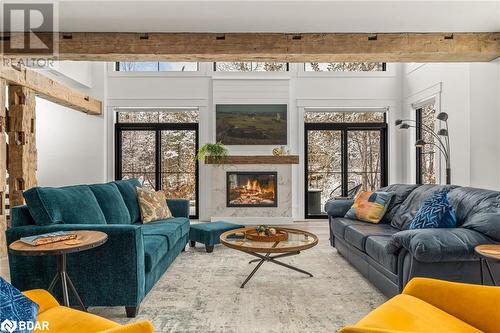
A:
298,62,394,78
115,121,200,219
304,115,388,219
415,105,437,185
213,62,290,73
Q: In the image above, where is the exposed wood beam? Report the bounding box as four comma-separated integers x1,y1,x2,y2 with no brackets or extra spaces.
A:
7,85,38,208
0,60,102,115
2,32,499,62
0,79,7,258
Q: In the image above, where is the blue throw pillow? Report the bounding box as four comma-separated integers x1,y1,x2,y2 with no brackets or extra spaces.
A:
409,190,457,229
0,277,38,333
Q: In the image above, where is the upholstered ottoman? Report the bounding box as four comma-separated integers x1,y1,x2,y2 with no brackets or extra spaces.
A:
189,221,244,253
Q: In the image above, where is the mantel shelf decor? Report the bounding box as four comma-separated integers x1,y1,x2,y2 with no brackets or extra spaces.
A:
205,155,299,165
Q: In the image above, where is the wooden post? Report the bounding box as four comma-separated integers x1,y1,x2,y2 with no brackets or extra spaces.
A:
0,79,6,258
7,85,37,208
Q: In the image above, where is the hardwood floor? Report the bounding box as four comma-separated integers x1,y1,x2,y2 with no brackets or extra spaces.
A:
0,220,330,282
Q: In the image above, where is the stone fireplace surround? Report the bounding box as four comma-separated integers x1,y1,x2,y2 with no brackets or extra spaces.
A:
208,162,295,224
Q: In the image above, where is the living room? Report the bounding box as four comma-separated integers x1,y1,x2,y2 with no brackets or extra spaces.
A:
0,1,499,332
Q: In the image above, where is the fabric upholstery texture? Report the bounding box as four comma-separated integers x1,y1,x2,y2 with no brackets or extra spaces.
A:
113,179,142,223
23,289,154,333
409,190,457,229
23,185,107,225
345,191,394,223
0,277,38,333
341,278,500,333
136,187,172,223
189,221,245,246
90,183,131,224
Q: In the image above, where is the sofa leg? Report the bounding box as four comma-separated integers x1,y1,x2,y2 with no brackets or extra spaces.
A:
205,245,214,253
189,240,196,247
125,306,139,318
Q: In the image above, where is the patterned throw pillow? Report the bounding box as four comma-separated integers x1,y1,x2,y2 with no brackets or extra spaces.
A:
0,277,39,333
345,191,394,224
409,190,457,229
136,187,173,223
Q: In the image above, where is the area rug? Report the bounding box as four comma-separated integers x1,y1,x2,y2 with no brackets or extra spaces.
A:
91,240,386,332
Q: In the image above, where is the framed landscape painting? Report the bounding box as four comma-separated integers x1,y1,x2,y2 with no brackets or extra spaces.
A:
216,104,287,145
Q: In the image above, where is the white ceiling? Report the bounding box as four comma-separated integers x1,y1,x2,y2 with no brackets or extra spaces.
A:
54,0,500,33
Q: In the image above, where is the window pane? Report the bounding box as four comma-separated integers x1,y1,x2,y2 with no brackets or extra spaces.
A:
116,62,198,72
121,130,156,189
160,130,197,216
304,111,385,123
347,130,382,192
305,62,386,72
307,130,342,215
117,109,199,123
215,62,287,72
420,104,437,184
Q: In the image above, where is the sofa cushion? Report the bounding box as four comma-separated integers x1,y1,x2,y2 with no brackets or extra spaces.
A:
352,294,483,333
409,190,457,230
345,191,394,224
462,213,500,241
113,179,142,223
391,185,457,230
23,186,106,225
344,223,398,251
379,184,421,223
139,218,189,249
448,187,500,226
89,183,131,224
143,235,169,273
331,218,366,239
365,236,398,273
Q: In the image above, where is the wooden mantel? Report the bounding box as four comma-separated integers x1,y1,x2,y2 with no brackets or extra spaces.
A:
205,155,299,165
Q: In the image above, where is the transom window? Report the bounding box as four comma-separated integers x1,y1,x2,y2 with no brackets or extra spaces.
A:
304,62,386,72
214,62,288,72
115,62,198,72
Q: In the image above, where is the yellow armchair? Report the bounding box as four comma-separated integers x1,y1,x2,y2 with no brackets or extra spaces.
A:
23,289,154,333
340,278,500,333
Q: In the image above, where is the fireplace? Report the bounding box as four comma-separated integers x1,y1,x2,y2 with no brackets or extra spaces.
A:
227,172,278,207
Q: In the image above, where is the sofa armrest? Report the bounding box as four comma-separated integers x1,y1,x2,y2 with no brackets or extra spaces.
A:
385,228,494,262
403,278,500,333
7,224,145,307
324,199,353,218
100,321,154,333
23,289,59,314
166,199,189,218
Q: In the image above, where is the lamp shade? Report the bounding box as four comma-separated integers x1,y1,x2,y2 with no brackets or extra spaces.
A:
438,129,449,136
400,123,410,129
437,112,448,121
415,139,426,147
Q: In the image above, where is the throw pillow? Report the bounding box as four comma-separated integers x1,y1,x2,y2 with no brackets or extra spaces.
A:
344,191,394,223
0,277,39,333
409,190,457,229
136,187,173,223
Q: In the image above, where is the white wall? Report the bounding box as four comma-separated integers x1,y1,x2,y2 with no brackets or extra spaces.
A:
36,62,107,187
106,63,403,220
402,61,500,189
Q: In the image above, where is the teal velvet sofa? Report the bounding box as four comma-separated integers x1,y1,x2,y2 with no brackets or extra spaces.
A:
5,179,190,317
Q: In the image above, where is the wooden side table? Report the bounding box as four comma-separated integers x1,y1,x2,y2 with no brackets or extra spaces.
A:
9,230,108,310
474,244,500,286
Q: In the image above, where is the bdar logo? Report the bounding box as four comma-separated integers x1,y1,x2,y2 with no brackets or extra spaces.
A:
0,319,17,333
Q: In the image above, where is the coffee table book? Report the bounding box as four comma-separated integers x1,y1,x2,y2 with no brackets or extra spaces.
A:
20,231,78,246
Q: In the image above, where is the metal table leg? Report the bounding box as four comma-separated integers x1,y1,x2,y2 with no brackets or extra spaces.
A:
48,254,87,311
485,260,497,286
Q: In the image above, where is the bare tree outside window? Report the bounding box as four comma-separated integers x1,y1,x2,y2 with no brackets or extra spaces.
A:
305,62,386,72
418,104,437,184
215,62,288,72
116,62,198,72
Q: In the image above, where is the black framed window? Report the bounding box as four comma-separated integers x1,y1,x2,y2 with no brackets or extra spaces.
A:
304,62,386,72
415,103,437,184
115,112,199,218
214,62,289,72
115,62,198,72
304,112,387,218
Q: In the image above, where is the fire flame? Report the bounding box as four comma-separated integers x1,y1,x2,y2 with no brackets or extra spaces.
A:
245,179,275,196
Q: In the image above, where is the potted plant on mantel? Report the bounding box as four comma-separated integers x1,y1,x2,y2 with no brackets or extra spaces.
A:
196,142,229,164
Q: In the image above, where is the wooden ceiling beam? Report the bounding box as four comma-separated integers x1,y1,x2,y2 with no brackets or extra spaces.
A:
0,61,102,115
2,32,499,62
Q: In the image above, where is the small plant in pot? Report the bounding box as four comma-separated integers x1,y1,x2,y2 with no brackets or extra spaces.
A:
196,142,228,164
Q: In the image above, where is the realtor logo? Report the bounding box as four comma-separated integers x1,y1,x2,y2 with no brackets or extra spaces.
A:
0,319,16,333
2,3,55,55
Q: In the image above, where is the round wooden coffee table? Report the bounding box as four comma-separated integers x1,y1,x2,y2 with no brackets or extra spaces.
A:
9,230,108,309
220,227,318,288
475,244,500,285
